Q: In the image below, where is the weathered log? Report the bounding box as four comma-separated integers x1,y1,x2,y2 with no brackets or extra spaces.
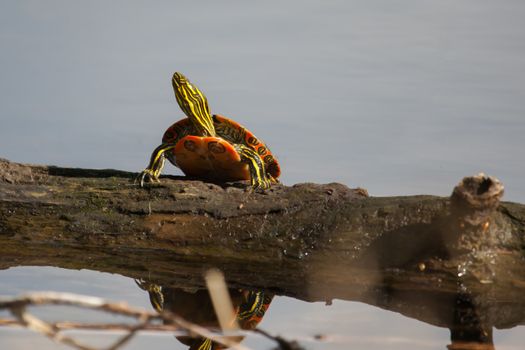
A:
1,158,525,341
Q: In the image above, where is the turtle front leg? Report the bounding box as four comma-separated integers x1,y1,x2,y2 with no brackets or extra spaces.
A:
234,144,272,190
137,143,177,187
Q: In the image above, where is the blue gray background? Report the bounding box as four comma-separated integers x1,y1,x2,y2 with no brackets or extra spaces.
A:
0,1,524,349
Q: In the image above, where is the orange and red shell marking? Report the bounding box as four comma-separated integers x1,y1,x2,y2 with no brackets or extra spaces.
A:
161,114,281,181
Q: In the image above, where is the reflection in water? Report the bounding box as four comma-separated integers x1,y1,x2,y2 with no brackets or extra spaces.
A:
136,280,273,350
447,291,494,350
0,265,524,349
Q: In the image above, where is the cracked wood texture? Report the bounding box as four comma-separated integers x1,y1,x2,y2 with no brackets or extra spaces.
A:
1,158,525,333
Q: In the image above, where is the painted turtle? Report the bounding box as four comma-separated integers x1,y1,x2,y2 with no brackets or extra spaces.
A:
135,279,273,350
138,72,280,189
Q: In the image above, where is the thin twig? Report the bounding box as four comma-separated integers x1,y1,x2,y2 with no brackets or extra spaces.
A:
0,292,252,350
0,319,180,332
105,319,149,350
158,309,251,350
254,328,305,350
11,305,97,350
205,268,239,331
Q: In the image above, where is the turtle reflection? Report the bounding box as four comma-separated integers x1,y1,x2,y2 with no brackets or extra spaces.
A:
136,280,273,350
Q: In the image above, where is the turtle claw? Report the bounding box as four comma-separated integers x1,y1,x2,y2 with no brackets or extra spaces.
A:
252,177,273,192
136,169,159,187
135,278,160,292
135,279,164,312
134,278,149,290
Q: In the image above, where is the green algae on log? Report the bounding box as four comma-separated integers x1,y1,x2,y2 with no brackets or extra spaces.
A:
1,158,525,336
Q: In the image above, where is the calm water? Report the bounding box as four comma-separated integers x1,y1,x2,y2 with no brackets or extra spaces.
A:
1,1,524,349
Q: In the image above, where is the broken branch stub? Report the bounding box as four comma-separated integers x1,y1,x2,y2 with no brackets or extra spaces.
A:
446,173,509,256
451,173,504,226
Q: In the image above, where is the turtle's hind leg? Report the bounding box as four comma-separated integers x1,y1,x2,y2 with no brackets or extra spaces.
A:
137,143,177,187
234,144,272,190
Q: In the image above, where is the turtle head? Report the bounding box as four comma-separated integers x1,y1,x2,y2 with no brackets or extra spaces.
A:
172,72,215,137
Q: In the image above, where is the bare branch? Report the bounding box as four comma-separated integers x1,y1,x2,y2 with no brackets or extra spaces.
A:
11,304,98,350
0,292,254,350
0,319,180,332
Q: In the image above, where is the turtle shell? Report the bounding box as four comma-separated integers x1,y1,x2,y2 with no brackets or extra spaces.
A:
162,114,280,181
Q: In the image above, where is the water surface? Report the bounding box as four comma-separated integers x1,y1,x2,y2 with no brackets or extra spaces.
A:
1,1,524,349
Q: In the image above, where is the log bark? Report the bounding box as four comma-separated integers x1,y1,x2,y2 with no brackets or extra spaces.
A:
1,158,525,336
